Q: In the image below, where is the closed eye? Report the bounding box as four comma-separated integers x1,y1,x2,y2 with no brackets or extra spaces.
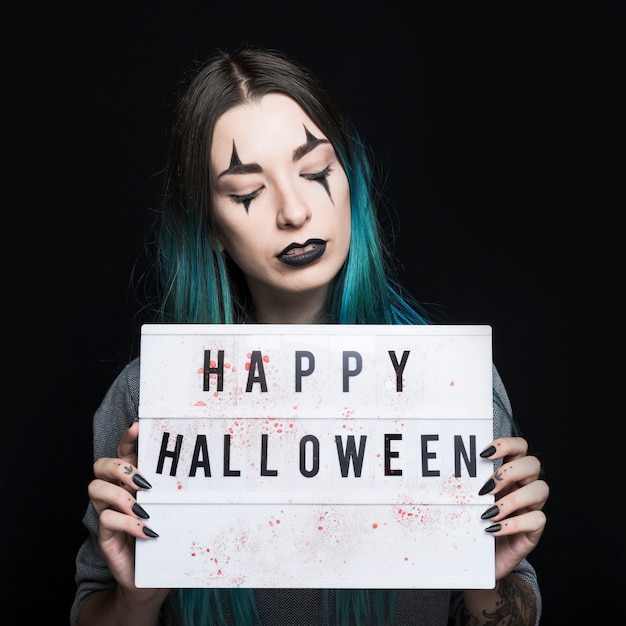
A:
230,187,262,213
301,165,332,197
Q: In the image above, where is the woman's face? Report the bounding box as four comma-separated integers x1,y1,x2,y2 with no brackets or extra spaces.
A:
210,93,351,323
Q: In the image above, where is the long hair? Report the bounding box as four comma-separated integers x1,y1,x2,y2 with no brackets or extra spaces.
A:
152,46,430,327
150,46,431,625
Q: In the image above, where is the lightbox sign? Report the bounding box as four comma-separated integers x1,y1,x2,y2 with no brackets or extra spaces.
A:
135,324,495,589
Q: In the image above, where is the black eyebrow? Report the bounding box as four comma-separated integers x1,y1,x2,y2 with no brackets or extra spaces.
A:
293,125,330,161
217,127,330,178
217,141,262,178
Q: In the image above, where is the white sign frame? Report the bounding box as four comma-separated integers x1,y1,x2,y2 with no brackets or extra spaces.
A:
136,324,495,589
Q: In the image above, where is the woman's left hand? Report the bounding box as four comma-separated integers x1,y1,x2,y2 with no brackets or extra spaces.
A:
478,436,549,579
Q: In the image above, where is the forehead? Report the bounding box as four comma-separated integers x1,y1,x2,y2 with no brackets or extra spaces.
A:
211,93,324,163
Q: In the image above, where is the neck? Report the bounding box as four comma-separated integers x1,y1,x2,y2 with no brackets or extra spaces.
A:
246,288,330,325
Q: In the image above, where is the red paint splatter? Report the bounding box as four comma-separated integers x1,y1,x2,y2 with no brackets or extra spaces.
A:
372,523,378,529
245,362,250,371
450,380,455,387
194,401,207,406
263,355,270,363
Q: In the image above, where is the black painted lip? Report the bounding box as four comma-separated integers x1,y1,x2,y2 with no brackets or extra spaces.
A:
277,239,327,267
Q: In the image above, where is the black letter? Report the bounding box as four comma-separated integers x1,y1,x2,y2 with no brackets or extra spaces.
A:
189,434,211,477
335,435,367,477
300,435,320,477
246,350,268,392
261,433,278,476
156,431,182,476
295,350,315,392
421,434,440,477
343,351,362,392
454,435,477,477
223,434,241,476
203,349,224,391
388,350,410,391
384,433,403,476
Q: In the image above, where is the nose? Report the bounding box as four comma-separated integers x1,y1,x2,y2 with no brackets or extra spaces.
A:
275,184,311,229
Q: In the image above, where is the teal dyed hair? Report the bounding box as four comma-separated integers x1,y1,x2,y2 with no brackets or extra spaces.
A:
152,46,430,328
329,136,430,325
148,47,431,625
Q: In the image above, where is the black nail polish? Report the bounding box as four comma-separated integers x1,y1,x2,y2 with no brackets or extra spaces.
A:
133,474,152,489
132,503,150,519
480,445,497,458
142,526,159,538
481,505,499,520
484,523,501,533
478,478,496,496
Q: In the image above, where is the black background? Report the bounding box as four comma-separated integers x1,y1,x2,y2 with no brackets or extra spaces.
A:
10,3,622,624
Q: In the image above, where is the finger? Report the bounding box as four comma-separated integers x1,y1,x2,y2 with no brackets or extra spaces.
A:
88,478,152,520
480,436,528,462
99,507,160,540
93,457,153,492
495,454,542,488
478,455,541,497
478,454,542,496
480,479,549,521
484,508,547,538
117,419,139,465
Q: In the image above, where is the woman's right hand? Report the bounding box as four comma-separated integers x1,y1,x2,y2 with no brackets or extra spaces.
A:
82,420,169,623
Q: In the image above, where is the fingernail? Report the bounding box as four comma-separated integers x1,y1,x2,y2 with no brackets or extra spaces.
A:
484,523,501,533
132,503,150,519
142,526,159,538
478,478,496,495
480,505,499,520
133,474,152,489
480,445,497,458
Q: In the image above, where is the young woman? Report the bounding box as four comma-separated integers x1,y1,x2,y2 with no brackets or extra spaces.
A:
71,47,549,626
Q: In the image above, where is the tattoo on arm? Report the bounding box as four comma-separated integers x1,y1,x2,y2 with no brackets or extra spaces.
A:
461,574,537,625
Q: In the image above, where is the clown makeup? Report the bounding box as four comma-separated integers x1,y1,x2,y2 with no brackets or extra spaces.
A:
210,93,352,324
219,126,334,212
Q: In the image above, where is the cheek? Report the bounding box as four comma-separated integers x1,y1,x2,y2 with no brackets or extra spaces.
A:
213,212,265,268
213,212,241,255
336,177,352,231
